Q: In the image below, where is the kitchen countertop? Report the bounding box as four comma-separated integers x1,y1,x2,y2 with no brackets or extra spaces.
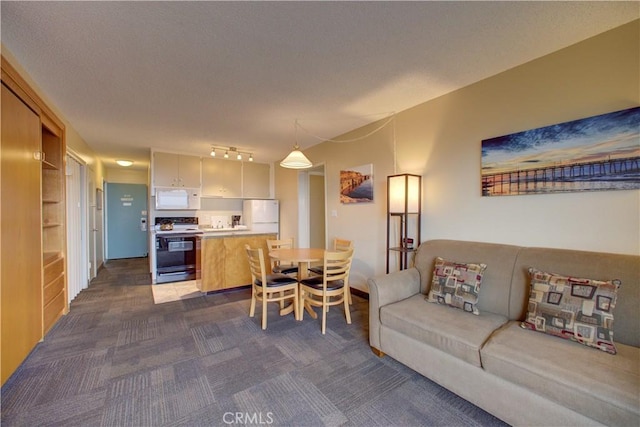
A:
151,228,273,237
200,228,275,237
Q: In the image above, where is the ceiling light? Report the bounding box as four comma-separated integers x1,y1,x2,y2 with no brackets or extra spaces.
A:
280,145,312,169
116,160,133,167
208,145,253,161
280,120,312,169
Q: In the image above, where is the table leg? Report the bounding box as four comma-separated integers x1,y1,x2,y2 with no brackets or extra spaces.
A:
298,261,317,319
279,263,303,319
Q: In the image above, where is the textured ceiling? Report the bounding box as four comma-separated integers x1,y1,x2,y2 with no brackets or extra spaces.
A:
1,1,638,170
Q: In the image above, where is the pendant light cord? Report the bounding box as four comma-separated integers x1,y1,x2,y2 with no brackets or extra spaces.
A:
295,113,395,144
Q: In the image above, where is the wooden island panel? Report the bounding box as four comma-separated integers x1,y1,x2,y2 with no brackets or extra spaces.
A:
199,234,276,292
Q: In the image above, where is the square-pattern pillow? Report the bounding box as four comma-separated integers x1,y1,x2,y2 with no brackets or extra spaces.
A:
520,267,621,354
426,257,487,315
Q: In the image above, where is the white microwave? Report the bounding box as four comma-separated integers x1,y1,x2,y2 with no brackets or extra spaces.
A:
155,187,201,210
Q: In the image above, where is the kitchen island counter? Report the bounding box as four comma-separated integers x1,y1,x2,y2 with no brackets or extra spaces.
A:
199,232,276,292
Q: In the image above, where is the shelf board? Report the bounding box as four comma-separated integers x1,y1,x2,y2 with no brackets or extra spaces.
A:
43,251,62,265
389,247,417,253
42,160,60,170
43,222,62,228
42,199,60,204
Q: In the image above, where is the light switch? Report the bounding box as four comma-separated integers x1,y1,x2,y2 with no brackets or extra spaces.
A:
331,210,338,217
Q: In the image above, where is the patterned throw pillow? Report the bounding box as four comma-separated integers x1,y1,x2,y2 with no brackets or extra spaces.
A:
426,257,487,315
521,268,621,354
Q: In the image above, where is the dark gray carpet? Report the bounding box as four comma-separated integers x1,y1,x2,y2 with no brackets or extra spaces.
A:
1,258,508,427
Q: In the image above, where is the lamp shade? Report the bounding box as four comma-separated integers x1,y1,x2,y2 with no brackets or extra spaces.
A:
280,147,312,169
388,174,421,213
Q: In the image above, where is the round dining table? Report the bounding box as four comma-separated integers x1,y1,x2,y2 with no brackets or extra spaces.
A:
268,248,324,280
268,247,325,319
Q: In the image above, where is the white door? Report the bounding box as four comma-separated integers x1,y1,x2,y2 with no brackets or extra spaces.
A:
88,170,97,280
66,154,89,303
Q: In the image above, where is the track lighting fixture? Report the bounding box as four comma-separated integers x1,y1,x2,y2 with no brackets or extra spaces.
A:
208,146,254,162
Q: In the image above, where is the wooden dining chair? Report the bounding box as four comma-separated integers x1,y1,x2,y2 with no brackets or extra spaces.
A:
245,244,299,330
299,248,354,334
266,238,299,276
309,238,354,304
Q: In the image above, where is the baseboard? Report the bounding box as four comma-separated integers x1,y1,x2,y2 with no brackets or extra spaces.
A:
204,284,251,295
203,285,368,300
350,287,369,300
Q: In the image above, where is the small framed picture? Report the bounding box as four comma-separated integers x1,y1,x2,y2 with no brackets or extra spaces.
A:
340,164,373,204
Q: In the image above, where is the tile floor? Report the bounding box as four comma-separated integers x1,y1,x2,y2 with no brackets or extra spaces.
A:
151,280,202,304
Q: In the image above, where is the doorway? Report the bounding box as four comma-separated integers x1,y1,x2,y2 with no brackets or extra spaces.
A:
87,171,98,280
105,183,148,259
309,168,326,248
298,164,326,249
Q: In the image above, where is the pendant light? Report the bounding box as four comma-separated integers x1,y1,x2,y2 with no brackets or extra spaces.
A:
280,120,312,169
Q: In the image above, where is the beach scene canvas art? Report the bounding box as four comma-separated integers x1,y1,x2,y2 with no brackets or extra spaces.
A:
340,164,373,203
481,107,640,196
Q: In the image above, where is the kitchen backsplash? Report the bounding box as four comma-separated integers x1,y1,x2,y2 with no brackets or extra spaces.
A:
197,210,243,227
151,195,245,227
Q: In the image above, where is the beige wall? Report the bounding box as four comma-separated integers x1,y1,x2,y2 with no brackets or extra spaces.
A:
104,167,148,185
276,20,640,292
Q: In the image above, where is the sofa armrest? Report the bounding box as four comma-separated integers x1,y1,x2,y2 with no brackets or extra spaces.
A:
367,267,421,350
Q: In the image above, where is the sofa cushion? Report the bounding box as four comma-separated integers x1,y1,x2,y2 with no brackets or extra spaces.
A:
426,257,487,315
482,321,640,426
513,247,639,347
380,294,508,367
414,240,522,319
521,267,620,354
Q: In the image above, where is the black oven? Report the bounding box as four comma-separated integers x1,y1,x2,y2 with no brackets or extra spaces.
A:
155,234,201,284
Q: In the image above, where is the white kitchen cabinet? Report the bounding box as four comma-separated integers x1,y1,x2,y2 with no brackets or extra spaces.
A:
201,158,242,198
242,162,271,198
153,152,201,188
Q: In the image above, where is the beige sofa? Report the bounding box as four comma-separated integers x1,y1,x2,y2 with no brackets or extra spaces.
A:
368,239,639,426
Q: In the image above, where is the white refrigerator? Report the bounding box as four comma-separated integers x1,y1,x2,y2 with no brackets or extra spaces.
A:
243,199,279,234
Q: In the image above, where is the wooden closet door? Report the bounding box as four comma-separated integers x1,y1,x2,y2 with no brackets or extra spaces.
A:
1,83,43,385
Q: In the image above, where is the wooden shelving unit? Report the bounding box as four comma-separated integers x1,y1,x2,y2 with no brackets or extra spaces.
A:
41,124,66,335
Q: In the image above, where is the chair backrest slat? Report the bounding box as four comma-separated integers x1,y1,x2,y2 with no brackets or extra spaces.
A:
245,244,267,285
333,238,353,252
322,248,354,287
266,238,295,271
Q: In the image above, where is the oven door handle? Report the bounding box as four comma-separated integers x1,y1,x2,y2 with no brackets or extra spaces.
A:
167,241,194,252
